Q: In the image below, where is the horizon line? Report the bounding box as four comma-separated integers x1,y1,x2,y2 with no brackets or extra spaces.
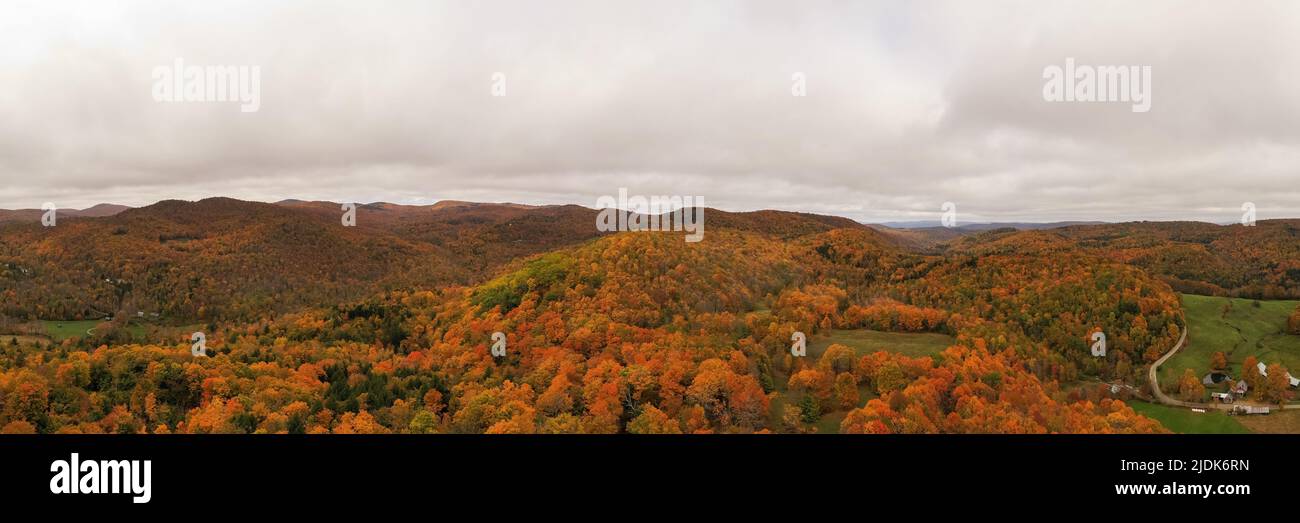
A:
0,195,1280,228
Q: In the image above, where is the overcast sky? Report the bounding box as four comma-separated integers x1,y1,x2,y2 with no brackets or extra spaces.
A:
0,0,1297,223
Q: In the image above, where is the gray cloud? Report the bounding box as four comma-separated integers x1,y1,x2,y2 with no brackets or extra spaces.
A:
0,0,1298,223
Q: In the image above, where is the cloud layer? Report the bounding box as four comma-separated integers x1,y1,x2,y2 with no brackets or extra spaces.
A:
1,0,1298,223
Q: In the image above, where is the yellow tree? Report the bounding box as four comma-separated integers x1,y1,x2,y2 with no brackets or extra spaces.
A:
1177,369,1205,402
1242,356,1262,391
627,405,681,434
1261,364,1292,405
833,372,860,410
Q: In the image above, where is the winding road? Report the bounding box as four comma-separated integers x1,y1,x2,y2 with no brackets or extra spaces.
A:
1147,320,1203,408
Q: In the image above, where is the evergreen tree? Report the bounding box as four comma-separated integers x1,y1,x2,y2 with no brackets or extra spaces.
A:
798,394,821,425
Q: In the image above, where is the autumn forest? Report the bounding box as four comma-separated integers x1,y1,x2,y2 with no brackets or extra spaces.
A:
1,199,1297,434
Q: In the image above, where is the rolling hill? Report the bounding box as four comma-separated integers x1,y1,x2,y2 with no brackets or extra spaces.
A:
0,197,1281,434
1054,220,1300,299
0,198,872,323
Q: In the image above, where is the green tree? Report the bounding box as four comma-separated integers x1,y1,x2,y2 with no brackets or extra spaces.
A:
798,394,821,424
408,410,439,434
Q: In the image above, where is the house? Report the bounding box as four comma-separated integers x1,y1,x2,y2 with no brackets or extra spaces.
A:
1232,380,1249,397
1258,362,1268,376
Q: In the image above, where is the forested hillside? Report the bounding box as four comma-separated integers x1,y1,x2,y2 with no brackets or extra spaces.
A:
0,199,870,323
1055,220,1300,299
0,199,1188,434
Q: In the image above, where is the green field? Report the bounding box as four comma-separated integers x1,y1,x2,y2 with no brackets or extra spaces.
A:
807,329,955,359
41,319,157,342
1127,401,1251,434
41,320,104,341
1160,294,1300,389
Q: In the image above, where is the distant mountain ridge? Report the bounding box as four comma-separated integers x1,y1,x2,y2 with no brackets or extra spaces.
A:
0,203,131,222
0,199,1274,229
875,220,1106,230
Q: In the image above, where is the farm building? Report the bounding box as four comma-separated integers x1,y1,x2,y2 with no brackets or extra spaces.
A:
1210,392,1234,403
1231,405,1270,416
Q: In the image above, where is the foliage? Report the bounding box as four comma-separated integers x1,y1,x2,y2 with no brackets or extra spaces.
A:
0,203,1187,433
